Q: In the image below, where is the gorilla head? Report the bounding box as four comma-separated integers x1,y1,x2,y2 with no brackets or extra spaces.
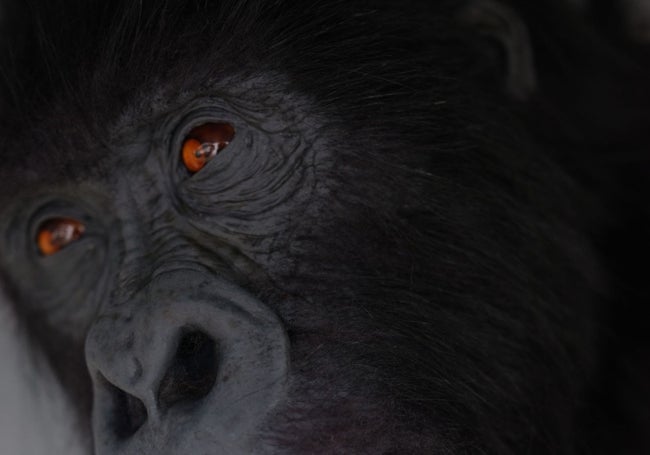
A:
0,0,647,454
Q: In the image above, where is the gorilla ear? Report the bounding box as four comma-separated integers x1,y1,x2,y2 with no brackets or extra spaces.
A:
459,0,537,100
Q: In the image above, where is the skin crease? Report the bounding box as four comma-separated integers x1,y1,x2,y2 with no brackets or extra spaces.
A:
0,0,649,454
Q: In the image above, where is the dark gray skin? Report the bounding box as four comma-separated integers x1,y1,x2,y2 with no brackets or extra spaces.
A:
1,0,649,454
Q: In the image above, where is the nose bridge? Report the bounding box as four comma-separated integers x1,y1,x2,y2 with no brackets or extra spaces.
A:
110,167,190,293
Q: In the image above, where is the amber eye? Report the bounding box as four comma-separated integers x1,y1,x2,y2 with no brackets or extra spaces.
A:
36,218,86,256
181,122,235,173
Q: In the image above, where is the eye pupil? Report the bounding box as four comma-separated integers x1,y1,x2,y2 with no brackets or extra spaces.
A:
181,122,235,173
37,218,86,256
194,143,217,159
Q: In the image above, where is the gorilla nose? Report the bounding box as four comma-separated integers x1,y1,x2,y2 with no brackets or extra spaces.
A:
85,276,289,454
96,328,219,440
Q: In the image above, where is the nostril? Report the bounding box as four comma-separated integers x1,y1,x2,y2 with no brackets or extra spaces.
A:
157,328,219,410
101,375,148,440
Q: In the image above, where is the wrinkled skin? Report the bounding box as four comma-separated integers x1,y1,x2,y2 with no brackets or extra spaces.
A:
0,0,649,454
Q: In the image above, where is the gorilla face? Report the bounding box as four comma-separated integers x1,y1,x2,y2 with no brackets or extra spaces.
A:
0,0,645,454
1,75,325,453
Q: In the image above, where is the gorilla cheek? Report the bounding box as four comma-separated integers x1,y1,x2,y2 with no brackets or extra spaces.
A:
85,271,289,455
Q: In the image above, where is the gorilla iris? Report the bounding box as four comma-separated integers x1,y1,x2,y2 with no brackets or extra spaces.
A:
0,0,648,454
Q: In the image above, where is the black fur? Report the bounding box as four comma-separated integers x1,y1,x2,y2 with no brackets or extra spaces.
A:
0,1,648,453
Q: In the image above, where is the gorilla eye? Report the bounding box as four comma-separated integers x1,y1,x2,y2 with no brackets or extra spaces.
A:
36,218,86,256
181,122,235,173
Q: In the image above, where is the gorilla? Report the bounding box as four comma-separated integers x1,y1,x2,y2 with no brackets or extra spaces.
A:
0,0,648,453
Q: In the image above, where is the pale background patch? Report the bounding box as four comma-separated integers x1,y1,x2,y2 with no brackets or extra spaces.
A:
0,291,85,455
